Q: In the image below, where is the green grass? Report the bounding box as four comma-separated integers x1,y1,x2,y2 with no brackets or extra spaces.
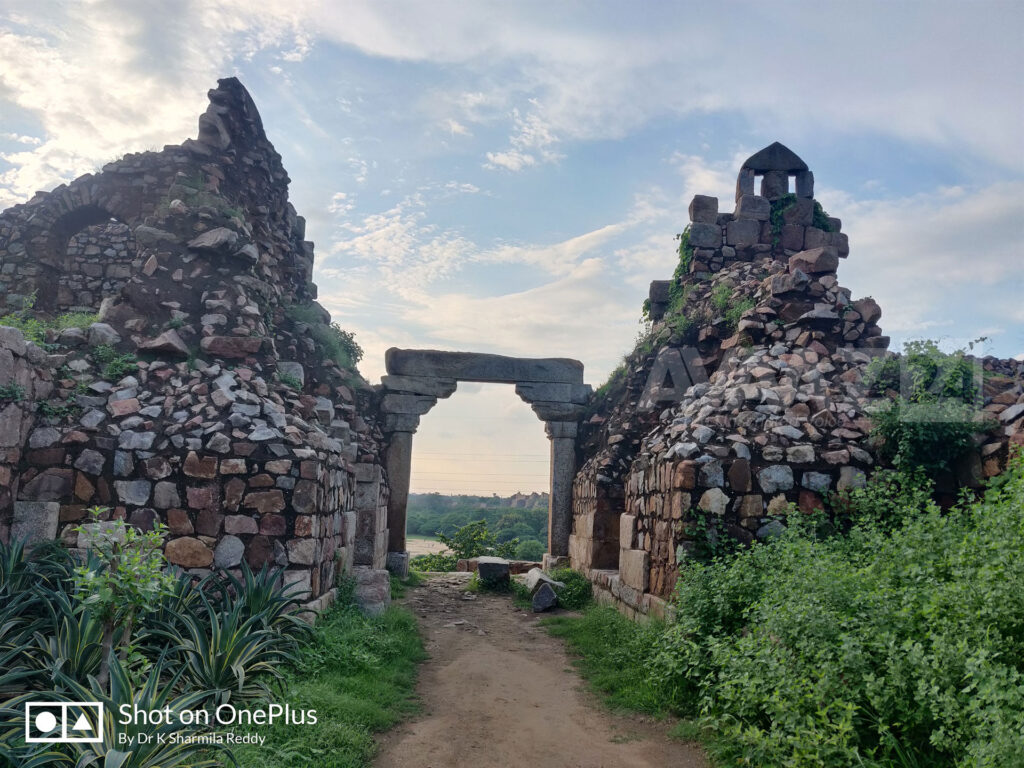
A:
542,607,669,716
389,571,424,600
224,601,425,768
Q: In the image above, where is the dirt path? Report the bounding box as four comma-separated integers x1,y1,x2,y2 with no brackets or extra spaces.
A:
375,573,707,768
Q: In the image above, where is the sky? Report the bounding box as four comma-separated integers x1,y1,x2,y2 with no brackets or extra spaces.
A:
1,1,1022,495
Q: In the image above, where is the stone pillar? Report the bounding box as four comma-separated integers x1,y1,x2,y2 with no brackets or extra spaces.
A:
384,430,414,553
545,421,577,559
760,170,789,200
735,167,756,202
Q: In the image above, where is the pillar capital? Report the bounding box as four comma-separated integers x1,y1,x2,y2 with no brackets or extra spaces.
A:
383,413,420,434
545,420,578,439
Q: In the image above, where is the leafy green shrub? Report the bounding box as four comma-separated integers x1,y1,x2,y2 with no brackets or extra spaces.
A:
655,455,1024,766
411,520,520,572
549,568,593,609
0,383,25,403
867,340,995,475
73,509,176,687
37,396,81,420
91,343,137,380
285,303,363,368
279,372,302,389
438,519,517,561
724,297,755,331
52,311,98,331
0,291,96,348
673,226,694,278
514,539,545,561
410,551,458,572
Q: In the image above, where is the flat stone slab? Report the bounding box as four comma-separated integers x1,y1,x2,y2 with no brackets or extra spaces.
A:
385,348,583,384
524,567,565,594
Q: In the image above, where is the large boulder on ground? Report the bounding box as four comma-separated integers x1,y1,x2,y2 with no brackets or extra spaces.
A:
477,556,510,587
532,582,558,613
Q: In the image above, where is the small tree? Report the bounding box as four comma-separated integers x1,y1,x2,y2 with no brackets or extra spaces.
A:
74,507,176,688
437,520,518,560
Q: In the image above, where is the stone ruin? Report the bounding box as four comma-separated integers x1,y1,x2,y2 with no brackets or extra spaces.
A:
376,348,591,574
0,78,392,615
569,143,1024,620
2,85,1021,625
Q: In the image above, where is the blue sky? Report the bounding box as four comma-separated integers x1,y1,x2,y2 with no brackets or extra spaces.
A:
1,1,1022,494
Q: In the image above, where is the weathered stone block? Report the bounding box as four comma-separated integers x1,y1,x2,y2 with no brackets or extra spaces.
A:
619,549,649,592
287,538,317,565
184,451,218,478
385,349,583,384
734,195,770,221
687,222,720,248
380,375,458,397
243,490,285,514
789,246,838,275
352,567,390,616
199,336,263,359
12,501,59,546
758,465,794,493
726,219,760,247
532,582,558,612
619,514,637,549
19,468,73,501
698,487,729,516
224,514,258,535
477,556,511,586
165,537,213,568
115,480,151,506
214,535,245,569
781,225,805,251
688,194,719,223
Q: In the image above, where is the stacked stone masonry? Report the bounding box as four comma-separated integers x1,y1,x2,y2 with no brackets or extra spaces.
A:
0,78,390,614
570,143,1024,618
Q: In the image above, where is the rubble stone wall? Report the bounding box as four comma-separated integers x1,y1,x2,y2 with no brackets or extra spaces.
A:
570,143,1024,618
0,78,390,609
0,328,51,542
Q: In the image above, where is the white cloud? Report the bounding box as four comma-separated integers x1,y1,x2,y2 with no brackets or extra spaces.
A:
0,0,315,207
484,149,535,172
444,118,471,136
834,181,1024,350
484,107,562,172
0,132,40,145
327,191,353,215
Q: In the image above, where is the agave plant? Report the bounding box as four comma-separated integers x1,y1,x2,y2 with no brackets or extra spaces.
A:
133,570,213,658
55,654,233,768
220,563,313,643
31,587,104,686
158,594,296,706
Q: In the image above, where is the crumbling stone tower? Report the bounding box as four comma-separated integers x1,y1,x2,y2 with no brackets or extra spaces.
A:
571,143,1023,621
0,79,392,614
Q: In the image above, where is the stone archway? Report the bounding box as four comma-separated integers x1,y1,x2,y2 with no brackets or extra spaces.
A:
378,348,591,573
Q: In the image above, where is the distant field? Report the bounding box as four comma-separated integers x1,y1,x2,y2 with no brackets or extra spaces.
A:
407,535,448,556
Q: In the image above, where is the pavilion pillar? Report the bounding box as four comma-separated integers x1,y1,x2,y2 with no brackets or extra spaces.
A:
545,420,577,561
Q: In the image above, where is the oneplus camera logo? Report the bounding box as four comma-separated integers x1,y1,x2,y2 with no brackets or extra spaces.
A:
25,701,104,743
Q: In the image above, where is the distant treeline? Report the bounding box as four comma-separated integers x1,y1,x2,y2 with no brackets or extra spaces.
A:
406,493,548,557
